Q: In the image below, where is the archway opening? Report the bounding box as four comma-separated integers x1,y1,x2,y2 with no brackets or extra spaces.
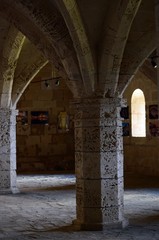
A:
16,62,76,230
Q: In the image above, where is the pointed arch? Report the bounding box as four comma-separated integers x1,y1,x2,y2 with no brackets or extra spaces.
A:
11,39,48,108
98,0,142,97
56,0,96,95
0,24,25,108
131,88,146,137
0,0,85,98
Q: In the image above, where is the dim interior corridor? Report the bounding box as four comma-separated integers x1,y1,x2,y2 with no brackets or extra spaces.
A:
0,174,159,240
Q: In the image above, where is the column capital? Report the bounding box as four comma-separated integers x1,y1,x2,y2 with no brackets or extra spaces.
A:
71,97,126,123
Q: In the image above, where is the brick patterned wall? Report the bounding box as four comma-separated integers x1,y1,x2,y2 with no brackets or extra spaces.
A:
16,64,75,173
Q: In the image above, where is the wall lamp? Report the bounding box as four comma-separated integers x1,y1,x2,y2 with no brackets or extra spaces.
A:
150,56,159,68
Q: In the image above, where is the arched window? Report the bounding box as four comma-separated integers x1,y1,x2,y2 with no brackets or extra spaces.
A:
131,88,146,137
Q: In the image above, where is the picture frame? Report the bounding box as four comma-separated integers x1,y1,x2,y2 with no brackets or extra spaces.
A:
120,107,129,119
149,121,159,137
57,111,69,131
31,111,49,124
16,111,28,125
149,105,158,119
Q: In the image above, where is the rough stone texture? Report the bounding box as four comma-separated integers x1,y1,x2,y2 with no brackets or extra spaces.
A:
99,0,142,97
0,26,24,108
56,0,96,96
76,178,123,207
16,64,75,173
73,98,125,229
4,0,85,98
0,0,157,233
0,108,18,193
11,38,48,107
76,151,123,179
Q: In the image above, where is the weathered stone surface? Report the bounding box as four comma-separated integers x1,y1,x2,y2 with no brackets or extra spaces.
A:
76,178,123,208
73,98,125,228
0,108,18,193
0,153,16,170
0,174,159,239
0,170,11,188
75,151,123,179
101,151,123,178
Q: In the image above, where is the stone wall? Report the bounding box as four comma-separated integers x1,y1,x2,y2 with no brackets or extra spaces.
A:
16,64,159,177
16,64,75,173
123,71,159,177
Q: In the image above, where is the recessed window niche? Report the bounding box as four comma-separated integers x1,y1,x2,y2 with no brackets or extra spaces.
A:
131,88,146,137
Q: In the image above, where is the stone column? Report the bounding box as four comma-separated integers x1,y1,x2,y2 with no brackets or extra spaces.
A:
73,98,127,230
0,108,19,194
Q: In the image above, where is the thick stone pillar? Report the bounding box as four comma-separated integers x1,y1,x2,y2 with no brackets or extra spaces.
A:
73,98,127,230
0,108,19,194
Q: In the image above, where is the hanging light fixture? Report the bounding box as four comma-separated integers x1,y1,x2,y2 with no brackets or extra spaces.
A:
151,57,157,68
51,65,60,86
31,64,61,87
150,55,159,68
44,80,50,88
55,79,60,86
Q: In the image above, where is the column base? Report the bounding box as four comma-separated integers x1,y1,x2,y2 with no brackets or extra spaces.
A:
72,218,129,231
0,187,20,195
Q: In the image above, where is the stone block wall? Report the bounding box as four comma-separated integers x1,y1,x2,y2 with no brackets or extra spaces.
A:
16,64,75,173
16,64,159,177
123,71,159,177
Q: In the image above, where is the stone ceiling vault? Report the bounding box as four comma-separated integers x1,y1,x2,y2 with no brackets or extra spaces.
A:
0,0,156,108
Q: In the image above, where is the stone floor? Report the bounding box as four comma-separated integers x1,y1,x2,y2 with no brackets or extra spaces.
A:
0,174,159,239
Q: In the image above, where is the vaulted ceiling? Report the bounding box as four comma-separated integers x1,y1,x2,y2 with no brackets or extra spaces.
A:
0,0,157,108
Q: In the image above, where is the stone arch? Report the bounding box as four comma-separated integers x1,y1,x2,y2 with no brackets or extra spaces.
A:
0,0,86,98
0,19,25,108
98,0,142,97
117,0,156,95
117,33,156,96
11,39,48,108
56,0,96,96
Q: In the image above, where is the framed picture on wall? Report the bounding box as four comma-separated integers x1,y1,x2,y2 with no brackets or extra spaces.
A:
120,107,129,119
149,105,158,119
57,111,69,131
16,111,28,125
149,121,159,137
31,111,49,124
122,122,130,136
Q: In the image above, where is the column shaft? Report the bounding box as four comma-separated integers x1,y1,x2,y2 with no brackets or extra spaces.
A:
0,108,19,194
73,98,127,230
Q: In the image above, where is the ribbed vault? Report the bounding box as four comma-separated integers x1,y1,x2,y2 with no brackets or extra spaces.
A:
0,0,156,107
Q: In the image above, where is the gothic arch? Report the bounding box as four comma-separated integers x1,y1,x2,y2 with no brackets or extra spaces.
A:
98,0,142,97
11,39,48,108
117,0,156,95
56,0,96,96
0,0,86,98
0,18,25,108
